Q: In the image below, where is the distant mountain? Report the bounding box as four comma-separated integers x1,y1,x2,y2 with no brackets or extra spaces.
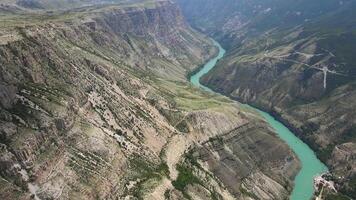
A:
178,0,355,47
177,0,356,199
0,0,148,10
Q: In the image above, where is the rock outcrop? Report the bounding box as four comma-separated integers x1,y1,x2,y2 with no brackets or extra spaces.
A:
0,0,299,199
176,0,356,198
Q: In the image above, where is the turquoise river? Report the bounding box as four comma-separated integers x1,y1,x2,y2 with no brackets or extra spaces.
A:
190,40,328,200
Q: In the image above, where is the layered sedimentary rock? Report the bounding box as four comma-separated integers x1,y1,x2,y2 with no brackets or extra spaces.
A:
176,0,356,198
0,0,299,199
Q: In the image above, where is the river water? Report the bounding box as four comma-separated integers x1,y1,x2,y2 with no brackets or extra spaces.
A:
189,40,328,200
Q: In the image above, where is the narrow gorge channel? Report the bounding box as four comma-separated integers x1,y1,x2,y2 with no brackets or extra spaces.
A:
190,40,328,200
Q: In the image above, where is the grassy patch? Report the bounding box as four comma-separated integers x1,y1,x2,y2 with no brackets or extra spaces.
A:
172,164,202,199
240,186,258,199
325,194,351,200
0,0,161,28
155,79,232,111
316,144,334,163
340,126,356,143
208,136,224,145
339,174,356,199
130,157,169,179
210,190,220,200
164,189,170,199
129,157,170,199
176,120,189,133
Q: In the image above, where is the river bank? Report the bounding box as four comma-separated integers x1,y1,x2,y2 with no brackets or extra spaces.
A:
189,39,328,200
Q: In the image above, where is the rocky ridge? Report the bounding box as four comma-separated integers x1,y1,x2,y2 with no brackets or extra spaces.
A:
0,0,299,199
176,0,356,198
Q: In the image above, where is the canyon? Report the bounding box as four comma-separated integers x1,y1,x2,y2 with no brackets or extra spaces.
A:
0,0,301,200
177,0,356,199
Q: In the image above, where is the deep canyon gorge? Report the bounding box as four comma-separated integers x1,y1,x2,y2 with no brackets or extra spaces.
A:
0,0,355,200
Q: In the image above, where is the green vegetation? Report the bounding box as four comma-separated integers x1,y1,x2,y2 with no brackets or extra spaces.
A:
175,120,189,133
208,136,224,145
172,164,202,199
172,152,225,199
340,175,356,199
164,189,170,199
316,144,334,163
129,156,170,199
0,179,25,200
172,164,201,191
240,186,258,199
130,157,169,178
340,126,356,143
0,0,162,28
210,190,220,200
325,194,351,200
156,79,232,111
185,151,201,169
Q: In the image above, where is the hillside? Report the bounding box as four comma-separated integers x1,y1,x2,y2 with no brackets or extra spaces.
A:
0,0,300,199
176,0,356,199
0,0,149,10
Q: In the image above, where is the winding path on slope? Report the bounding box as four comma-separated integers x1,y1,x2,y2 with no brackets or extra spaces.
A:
190,40,328,200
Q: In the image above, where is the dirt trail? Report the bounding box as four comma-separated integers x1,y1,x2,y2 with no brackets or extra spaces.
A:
166,134,192,180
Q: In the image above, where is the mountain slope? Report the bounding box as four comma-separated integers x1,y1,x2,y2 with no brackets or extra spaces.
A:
176,0,356,198
0,1,300,199
1,0,149,10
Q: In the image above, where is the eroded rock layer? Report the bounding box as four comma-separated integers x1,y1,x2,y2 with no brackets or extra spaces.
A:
0,1,299,199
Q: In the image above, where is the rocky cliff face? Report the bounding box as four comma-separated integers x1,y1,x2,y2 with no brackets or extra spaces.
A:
182,121,298,200
176,0,356,198
155,81,300,200
0,0,299,199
